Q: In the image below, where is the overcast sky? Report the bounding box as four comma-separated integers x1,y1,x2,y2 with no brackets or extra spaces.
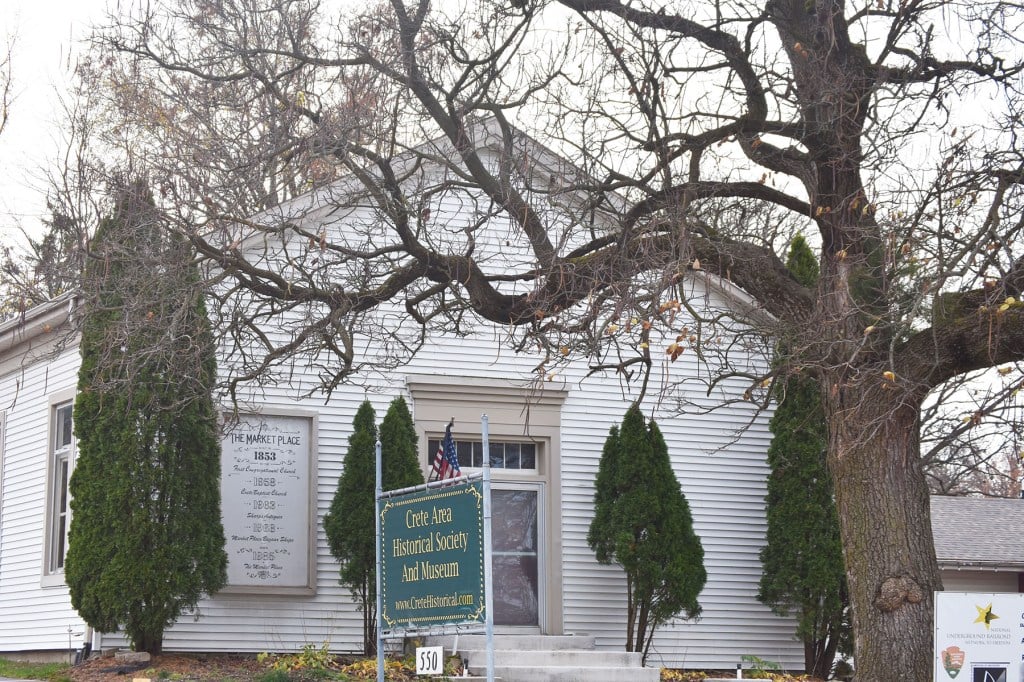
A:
1,0,107,251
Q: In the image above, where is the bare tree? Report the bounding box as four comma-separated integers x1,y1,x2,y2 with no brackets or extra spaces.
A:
60,0,1024,678
0,68,105,319
922,364,1024,496
0,33,11,137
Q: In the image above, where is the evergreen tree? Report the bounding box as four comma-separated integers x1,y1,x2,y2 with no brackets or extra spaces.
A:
323,400,378,655
757,236,850,679
588,405,706,662
379,396,424,491
66,180,227,655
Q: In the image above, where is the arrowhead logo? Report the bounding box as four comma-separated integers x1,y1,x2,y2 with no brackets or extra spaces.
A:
941,646,965,679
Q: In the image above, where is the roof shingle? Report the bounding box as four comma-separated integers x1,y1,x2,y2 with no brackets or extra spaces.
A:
930,495,1024,568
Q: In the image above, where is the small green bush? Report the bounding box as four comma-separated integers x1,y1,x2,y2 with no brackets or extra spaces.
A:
256,670,292,682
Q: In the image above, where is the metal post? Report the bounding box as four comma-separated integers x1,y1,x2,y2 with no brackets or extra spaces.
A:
375,439,384,682
481,415,495,682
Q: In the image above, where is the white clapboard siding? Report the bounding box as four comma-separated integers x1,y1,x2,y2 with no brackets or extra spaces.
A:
552,287,802,669
940,570,1018,593
0,346,88,653
100,284,802,667
2,292,801,666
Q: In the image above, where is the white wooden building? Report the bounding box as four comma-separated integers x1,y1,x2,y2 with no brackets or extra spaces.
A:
0,125,807,670
0,290,801,669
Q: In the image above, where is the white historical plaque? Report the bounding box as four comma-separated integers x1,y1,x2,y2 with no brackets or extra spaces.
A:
221,413,314,592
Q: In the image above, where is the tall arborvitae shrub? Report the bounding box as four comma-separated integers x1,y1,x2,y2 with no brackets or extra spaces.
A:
324,400,378,655
66,180,227,655
758,235,850,678
588,404,706,662
379,396,424,491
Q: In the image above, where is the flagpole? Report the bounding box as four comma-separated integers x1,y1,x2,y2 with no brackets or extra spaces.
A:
481,414,495,682
375,438,384,682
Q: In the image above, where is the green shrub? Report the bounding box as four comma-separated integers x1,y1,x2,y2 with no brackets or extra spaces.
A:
587,404,706,661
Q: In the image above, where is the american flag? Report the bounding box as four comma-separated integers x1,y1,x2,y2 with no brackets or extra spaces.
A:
430,420,461,482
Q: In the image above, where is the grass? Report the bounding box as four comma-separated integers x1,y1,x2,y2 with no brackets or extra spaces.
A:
0,657,71,681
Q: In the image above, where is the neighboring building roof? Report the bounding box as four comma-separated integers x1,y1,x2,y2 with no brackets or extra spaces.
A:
931,495,1024,569
0,291,78,358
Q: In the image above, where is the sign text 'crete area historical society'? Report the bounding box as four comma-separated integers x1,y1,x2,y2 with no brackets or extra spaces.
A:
379,481,486,631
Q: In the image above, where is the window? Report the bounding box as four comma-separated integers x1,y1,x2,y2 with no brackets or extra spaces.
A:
46,402,74,574
427,438,537,471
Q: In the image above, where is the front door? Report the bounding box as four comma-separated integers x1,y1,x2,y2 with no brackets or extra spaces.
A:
426,435,550,632
491,485,542,628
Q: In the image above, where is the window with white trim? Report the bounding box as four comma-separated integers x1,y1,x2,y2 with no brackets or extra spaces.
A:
47,402,74,574
426,438,538,471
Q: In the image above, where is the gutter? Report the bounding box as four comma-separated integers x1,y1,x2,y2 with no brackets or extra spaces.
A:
0,292,79,356
938,560,1024,572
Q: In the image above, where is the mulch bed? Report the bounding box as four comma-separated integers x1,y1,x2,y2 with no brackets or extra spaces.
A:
65,654,823,682
68,655,267,682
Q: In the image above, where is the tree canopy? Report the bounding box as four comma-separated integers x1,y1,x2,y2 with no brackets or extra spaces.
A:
38,0,1024,677
379,396,425,492
323,400,379,656
66,179,227,654
588,404,706,661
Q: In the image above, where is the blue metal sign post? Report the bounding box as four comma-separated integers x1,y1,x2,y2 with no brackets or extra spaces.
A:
375,416,495,682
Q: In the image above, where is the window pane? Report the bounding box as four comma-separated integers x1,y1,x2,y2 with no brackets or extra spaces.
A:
520,444,536,469
492,555,538,626
56,404,73,449
423,439,538,470
492,490,537,551
57,459,68,511
456,440,472,469
52,457,69,571
491,489,539,626
489,442,504,469
505,443,520,469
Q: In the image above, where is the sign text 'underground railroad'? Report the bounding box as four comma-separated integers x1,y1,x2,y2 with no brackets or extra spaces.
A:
379,481,485,631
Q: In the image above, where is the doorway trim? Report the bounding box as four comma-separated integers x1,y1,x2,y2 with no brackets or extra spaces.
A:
406,377,566,635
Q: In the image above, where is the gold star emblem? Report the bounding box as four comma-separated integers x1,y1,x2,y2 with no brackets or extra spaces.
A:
974,603,999,629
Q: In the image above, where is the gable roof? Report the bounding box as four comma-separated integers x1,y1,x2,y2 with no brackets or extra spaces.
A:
931,495,1024,569
231,116,773,324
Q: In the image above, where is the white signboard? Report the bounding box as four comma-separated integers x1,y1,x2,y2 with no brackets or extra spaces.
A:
221,413,314,592
935,592,1024,682
415,646,444,675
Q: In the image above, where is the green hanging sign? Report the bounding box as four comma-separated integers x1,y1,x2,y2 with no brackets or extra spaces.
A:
378,481,486,631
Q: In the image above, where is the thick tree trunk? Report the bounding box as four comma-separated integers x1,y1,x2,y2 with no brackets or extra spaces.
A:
807,633,839,680
825,383,942,682
136,633,162,656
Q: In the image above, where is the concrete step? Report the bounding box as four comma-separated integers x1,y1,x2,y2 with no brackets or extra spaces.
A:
423,634,659,682
488,665,660,682
461,648,643,668
429,633,596,652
